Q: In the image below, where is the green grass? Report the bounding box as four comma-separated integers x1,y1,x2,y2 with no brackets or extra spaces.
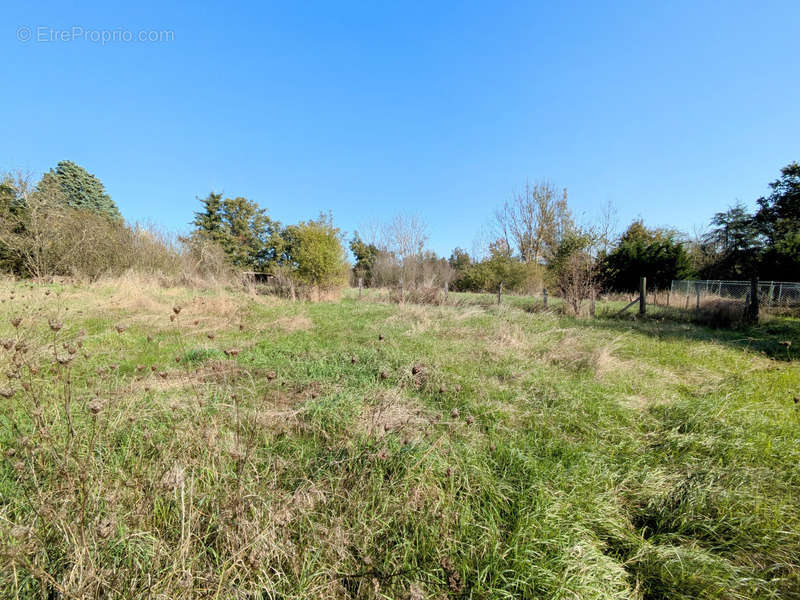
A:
1,279,799,599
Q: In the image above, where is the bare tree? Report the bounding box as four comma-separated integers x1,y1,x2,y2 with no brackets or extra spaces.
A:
0,170,70,279
596,200,619,255
369,213,429,289
382,213,428,262
495,180,573,263
548,230,598,316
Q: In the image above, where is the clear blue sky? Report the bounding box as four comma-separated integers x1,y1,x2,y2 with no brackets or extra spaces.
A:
3,1,798,257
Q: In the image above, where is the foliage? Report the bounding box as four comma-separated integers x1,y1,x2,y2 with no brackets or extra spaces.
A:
755,162,800,280
282,215,349,289
190,192,283,271
600,221,693,291
349,232,380,285
698,203,762,279
494,180,573,263
448,247,472,272
39,160,121,220
548,231,597,314
454,255,529,292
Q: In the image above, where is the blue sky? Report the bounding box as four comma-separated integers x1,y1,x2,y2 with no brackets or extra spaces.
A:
3,1,798,257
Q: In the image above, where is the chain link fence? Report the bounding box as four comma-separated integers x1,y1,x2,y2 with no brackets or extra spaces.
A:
670,279,800,310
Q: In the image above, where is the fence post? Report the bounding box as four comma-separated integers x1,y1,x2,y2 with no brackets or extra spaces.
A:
543,288,548,308
590,288,596,317
746,278,759,323
768,281,774,307
685,284,690,309
695,284,700,310
444,281,449,301
666,290,670,307
639,276,646,315
358,277,363,299
778,283,783,306
497,282,503,305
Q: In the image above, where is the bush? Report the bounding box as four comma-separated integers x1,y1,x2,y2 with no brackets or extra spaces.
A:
281,216,349,290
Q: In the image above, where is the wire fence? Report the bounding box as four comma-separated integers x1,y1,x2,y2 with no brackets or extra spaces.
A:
669,279,800,309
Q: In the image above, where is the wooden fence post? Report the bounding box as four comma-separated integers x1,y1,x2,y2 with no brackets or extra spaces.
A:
444,281,449,301
639,276,646,315
497,282,503,305
590,288,596,317
746,278,759,323
358,277,363,299
543,288,548,308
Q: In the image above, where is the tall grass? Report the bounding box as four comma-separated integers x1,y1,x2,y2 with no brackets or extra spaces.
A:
0,279,798,598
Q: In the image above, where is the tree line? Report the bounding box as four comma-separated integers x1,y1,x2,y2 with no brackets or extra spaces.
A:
2,160,798,301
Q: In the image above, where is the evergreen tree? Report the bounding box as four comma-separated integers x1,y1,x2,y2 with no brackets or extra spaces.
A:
40,160,121,220
755,162,800,280
349,232,379,285
190,192,282,271
600,221,692,291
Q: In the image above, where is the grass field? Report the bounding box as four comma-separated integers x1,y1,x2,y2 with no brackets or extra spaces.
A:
1,277,799,599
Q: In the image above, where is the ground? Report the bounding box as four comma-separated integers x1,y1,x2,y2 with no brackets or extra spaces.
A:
1,276,799,599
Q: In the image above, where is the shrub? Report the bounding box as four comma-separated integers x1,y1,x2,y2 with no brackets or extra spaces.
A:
281,216,349,291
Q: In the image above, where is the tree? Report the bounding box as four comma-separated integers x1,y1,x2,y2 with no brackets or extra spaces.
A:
701,203,761,278
754,162,800,280
600,221,692,291
190,193,282,271
548,231,597,315
448,247,472,272
350,232,380,285
282,214,348,289
0,170,125,279
364,214,429,289
39,160,121,220
494,180,573,263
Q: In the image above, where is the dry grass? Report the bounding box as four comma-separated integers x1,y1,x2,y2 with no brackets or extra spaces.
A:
1,278,798,599
271,314,314,332
358,389,430,440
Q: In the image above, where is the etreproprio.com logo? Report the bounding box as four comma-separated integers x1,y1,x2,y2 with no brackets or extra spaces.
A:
17,26,174,44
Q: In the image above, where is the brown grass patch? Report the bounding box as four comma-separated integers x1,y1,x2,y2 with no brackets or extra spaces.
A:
271,314,313,332
542,333,625,378
358,389,429,439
